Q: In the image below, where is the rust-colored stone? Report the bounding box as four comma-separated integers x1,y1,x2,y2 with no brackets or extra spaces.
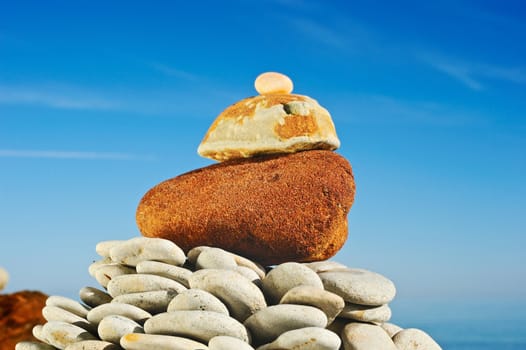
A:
0,290,48,350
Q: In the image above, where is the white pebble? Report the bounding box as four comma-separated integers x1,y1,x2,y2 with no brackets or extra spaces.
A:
15,342,56,350
94,264,136,288
262,262,324,303
257,327,341,350
98,314,144,344
189,269,267,322
392,328,442,350
279,285,344,324
120,333,208,350
79,287,112,308
65,340,121,350
46,295,90,318
144,310,250,343
42,305,96,334
109,237,186,267
167,288,229,315
41,321,97,349
196,247,237,270
136,260,192,288
341,322,397,350
95,240,124,258
87,302,151,325
244,304,327,345
208,335,254,350
381,322,403,337
112,290,178,314
106,273,187,298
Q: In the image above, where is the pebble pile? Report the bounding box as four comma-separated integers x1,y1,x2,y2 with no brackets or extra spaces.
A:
16,236,442,350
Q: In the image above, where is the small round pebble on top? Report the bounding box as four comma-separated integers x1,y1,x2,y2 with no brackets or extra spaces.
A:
254,71,294,95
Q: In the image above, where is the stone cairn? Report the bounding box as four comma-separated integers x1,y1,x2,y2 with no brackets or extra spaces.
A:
16,73,442,350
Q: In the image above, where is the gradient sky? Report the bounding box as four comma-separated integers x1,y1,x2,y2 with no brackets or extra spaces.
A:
1,0,525,314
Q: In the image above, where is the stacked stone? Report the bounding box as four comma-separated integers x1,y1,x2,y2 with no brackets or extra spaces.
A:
16,236,441,350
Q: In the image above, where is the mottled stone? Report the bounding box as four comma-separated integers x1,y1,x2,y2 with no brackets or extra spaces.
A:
262,262,323,303
41,321,97,349
257,327,341,350
319,269,396,306
280,285,344,324
339,303,391,323
79,287,112,308
189,269,266,322
144,310,250,343
392,328,442,350
244,304,327,345
167,289,229,315
106,274,186,298
341,322,397,350
120,333,208,350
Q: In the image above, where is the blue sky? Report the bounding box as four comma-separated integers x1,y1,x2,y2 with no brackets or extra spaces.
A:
1,0,525,312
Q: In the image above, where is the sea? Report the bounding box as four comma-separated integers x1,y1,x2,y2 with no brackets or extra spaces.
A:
390,298,526,349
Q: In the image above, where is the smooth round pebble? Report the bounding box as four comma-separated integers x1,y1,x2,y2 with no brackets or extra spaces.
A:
262,262,323,303
0,266,9,291
144,310,250,343
392,328,442,350
280,285,344,324
46,295,90,318
186,246,208,265
303,261,349,273
339,303,392,323
106,273,187,297
319,268,396,306
79,287,113,308
189,269,266,322
41,321,98,349
381,322,403,337
88,258,112,278
112,290,178,314
167,288,229,315
136,260,192,288
120,333,208,350
208,335,255,350
15,342,57,350
32,324,46,343
42,305,96,334
95,240,124,258
98,314,144,344
196,247,237,270
233,266,261,284
94,263,136,288
244,304,328,345
87,302,152,325
230,253,266,279
65,340,121,350
341,322,397,350
109,237,186,267
257,327,341,350
254,72,294,94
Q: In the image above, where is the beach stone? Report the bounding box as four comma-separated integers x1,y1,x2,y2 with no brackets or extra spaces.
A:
244,304,327,345
94,264,136,288
42,306,96,334
381,322,403,337
167,289,229,315
109,237,186,267
88,258,112,278
230,253,266,279
319,268,396,306
98,314,144,344
65,340,121,350
106,274,187,297
303,261,348,273
112,290,178,314
341,322,397,350
144,310,250,343
196,247,237,270
86,302,151,325
32,325,46,343
339,303,392,323
79,287,112,308
257,327,341,350
186,246,208,265
136,261,192,288
15,342,57,350
262,262,323,303
208,335,254,350
392,328,442,350
189,269,266,322
95,240,124,258
120,333,208,350
41,321,97,349
46,295,90,318
279,285,344,324
0,266,8,291
232,266,261,284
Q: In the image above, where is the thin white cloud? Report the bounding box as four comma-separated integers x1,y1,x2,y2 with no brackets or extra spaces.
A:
420,54,526,91
149,62,200,81
289,17,348,50
0,149,151,160
0,85,119,110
